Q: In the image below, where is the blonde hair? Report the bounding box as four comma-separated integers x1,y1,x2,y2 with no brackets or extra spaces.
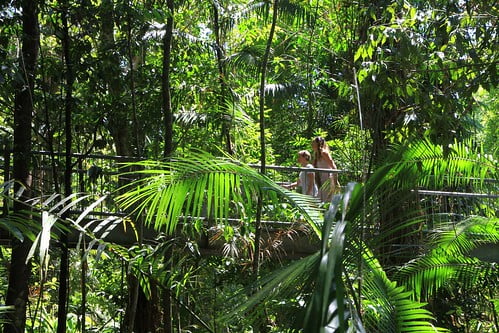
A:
298,150,312,161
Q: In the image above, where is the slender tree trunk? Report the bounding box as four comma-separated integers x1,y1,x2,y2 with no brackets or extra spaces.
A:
126,0,141,157
1,142,10,217
160,2,175,331
254,0,278,276
305,2,320,138
39,39,61,194
4,1,39,332
162,0,174,158
77,159,86,333
57,1,74,331
160,2,175,330
253,3,279,331
124,272,139,333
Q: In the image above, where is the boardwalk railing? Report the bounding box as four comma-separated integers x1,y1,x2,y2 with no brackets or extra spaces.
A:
1,151,497,236
416,189,499,229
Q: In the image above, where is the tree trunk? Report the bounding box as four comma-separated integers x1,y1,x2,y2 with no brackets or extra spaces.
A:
57,1,74,331
125,0,141,157
254,0,278,276
134,281,161,332
160,2,175,331
1,142,10,217
4,0,39,332
162,0,174,158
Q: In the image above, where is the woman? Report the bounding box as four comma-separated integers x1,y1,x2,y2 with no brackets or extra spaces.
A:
311,136,340,201
284,150,318,197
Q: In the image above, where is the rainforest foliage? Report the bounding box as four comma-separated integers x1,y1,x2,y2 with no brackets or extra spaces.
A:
0,0,498,332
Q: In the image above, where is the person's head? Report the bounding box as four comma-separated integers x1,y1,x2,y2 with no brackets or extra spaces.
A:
311,136,328,152
297,150,312,165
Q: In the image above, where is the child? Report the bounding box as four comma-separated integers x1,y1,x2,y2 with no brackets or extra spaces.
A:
284,150,318,197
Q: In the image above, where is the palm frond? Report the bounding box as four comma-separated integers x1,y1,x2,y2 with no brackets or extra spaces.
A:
0,213,39,242
303,198,351,332
175,102,254,130
394,217,499,301
220,251,320,324
361,251,447,332
26,211,57,280
276,0,317,26
214,0,264,33
265,82,303,99
353,138,497,203
344,138,497,261
253,0,316,26
220,182,363,331
0,180,41,241
116,152,323,236
434,217,499,255
390,138,496,190
225,44,266,74
174,110,207,127
396,254,484,303
8,192,129,280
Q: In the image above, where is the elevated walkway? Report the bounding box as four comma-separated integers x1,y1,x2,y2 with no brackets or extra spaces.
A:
1,151,498,262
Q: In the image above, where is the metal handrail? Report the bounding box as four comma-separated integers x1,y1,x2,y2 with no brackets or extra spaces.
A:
248,164,346,174
30,150,143,161
416,189,499,199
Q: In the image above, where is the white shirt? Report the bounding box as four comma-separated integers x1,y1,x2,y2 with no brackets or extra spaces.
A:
299,163,318,197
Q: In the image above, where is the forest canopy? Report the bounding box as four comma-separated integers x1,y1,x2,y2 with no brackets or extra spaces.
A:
0,0,497,332
0,0,496,163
